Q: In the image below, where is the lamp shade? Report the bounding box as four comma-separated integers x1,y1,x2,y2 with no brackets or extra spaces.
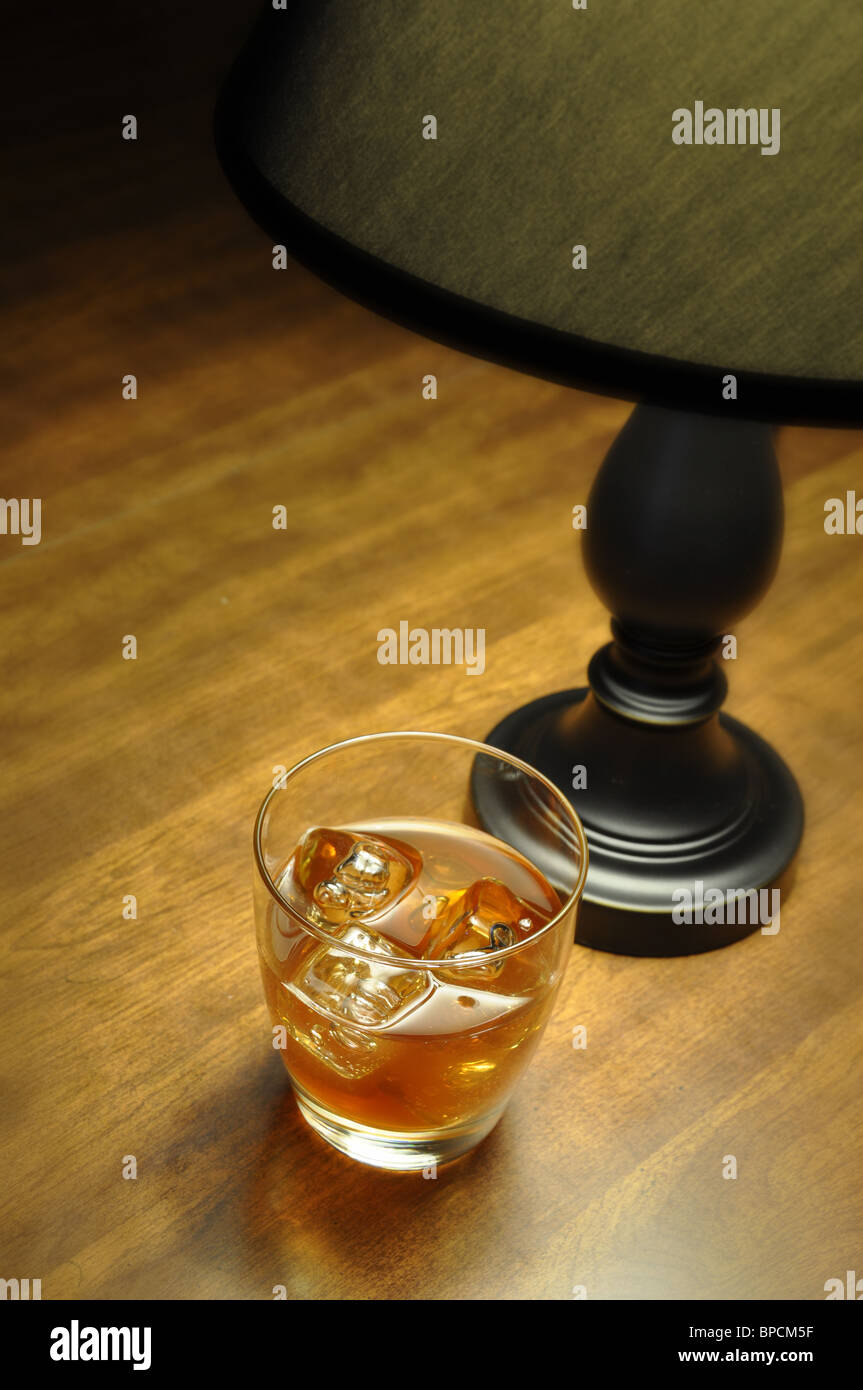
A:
217,0,863,422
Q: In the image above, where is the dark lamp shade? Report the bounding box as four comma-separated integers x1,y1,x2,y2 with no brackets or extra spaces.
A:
217,0,863,421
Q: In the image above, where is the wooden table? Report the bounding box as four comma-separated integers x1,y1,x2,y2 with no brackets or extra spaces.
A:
1,2,861,1301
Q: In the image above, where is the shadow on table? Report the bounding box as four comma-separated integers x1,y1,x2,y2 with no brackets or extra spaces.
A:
241,1057,529,1299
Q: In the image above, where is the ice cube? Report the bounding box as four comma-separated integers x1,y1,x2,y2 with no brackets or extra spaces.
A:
285,827,422,927
291,924,428,1023
425,877,539,974
281,922,435,1077
280,1003,382,1080
314,842,391,921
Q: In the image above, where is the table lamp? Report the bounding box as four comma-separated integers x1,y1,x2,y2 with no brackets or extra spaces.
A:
215,0,863,955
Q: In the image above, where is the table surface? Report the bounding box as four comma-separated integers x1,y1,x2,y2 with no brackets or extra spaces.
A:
1,3,862,1301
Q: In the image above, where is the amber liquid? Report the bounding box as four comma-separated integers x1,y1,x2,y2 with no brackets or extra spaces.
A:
258,819,566,1135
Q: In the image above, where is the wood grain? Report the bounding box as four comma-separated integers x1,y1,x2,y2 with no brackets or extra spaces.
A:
1,3,861,1301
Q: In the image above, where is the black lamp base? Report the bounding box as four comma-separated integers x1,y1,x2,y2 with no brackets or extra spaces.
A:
473,688,803,956
468,404,807,956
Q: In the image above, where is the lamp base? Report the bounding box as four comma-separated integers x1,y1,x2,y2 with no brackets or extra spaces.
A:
472,688,803,956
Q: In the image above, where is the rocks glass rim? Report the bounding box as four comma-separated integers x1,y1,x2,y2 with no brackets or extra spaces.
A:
253,729,589,970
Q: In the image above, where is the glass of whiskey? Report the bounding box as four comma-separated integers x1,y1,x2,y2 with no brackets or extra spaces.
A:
253,732,588,1171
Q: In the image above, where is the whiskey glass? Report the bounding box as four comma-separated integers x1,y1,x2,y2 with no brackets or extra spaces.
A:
253,731,587,1171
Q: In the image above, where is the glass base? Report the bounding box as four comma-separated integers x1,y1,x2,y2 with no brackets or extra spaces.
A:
293,1086,504,1172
